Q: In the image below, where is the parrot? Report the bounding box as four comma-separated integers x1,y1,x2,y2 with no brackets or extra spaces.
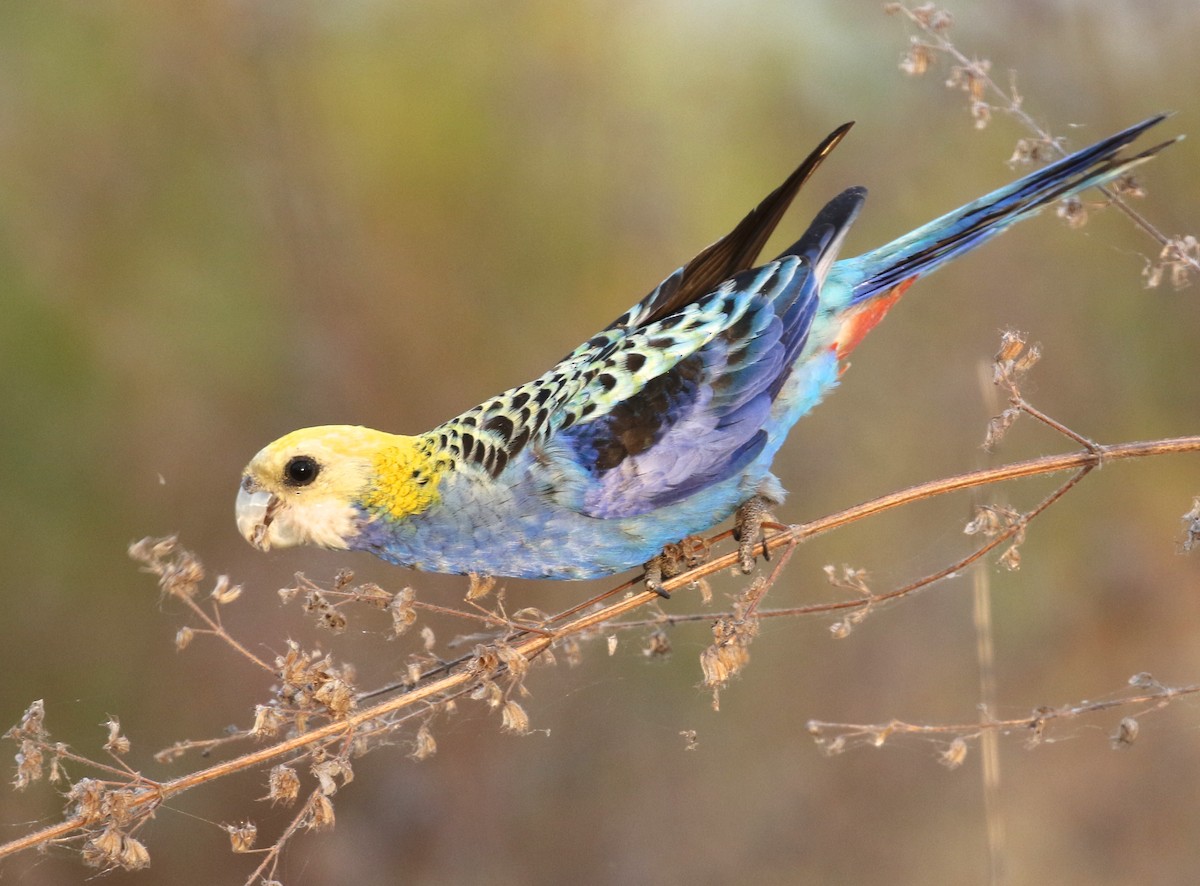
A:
237,114,1172,585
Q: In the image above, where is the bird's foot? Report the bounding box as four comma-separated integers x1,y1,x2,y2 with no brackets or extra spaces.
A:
644,556,670,598
733,495,777,574
644,536,710,598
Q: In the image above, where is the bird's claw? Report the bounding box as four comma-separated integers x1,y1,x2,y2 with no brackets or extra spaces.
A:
733,495,774,574
643,556,671,598
643,538,708,598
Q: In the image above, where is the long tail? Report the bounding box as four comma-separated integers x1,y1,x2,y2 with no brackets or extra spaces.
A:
839,113,1176,305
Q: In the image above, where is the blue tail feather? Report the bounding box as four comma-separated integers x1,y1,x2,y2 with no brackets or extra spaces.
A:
845,114,1173,304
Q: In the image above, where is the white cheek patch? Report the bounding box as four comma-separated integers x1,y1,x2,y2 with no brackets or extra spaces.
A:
270,497,359,550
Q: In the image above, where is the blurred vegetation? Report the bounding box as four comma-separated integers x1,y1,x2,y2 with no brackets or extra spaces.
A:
1,1,1198,883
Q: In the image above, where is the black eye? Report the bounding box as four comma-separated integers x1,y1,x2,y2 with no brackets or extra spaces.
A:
283,455,320,487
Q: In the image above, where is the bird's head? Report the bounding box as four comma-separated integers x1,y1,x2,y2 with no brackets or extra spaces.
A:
236,425,437,552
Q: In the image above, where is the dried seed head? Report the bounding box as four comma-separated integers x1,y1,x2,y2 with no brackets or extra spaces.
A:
225,821,257,853
1111,716,1139,749
252,704,286,739
1007,138,1047,167
174,626,194,651
983,408,1020,451
304,793,336,830
496,644,530,680
130,537,206,599
501,701,531,734
1057,196,1088,228
411,724,437,760
940,737,969,768
1110,173,1145,199
267,764,301,805
103,717,130,756
824,564,871,594
995,329,1027,364
900,39,933,76
680,730,699,751
66,778,106,824
999,543,1022,571
210,575,243,605
466,572,496,601
13,740,44,790
389,588,418,636
929,8,953,30
406,661,423,685
1026,709,1052,748
562,637,583,668
420,625,436,652
119,835,150,870
312,758,353,796
8,699,46,740
822,735,847,756
699,616,757,689
1181,497,1200,552
304,590,347,633
1146,235,1199,290
965,507,999,537
970,100,991,129
911,3,938,27
643,629,672,658
49,746,68,785
470,678,503,708
607,635,619,656
312,678,355,719
1014,344,1042,375
82,825,125,869
355,581,392,609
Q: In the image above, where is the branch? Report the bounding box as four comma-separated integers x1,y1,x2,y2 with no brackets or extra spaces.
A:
5,430,1198,867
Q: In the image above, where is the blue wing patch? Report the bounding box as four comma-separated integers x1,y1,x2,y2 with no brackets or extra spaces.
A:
550,261,819,519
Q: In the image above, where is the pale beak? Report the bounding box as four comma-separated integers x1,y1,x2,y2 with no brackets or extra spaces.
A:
236,480,279,551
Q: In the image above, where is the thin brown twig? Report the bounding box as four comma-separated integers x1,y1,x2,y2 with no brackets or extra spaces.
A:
806,674,1200,752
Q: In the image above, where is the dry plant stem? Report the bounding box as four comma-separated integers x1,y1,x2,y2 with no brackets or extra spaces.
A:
894,3,1199,274
692,436,1199,584
741,535,800,619
0,587,672,863
1016,397,1100,454
180,594,272,673
3,434,1198,864
807,678,1200,745
244,791,325,886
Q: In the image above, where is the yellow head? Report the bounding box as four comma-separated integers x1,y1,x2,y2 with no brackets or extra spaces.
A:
236,426,440,552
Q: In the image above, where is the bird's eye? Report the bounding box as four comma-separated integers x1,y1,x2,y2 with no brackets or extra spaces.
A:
283,455,320,487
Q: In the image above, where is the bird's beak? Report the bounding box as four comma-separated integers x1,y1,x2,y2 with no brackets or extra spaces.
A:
236,479,280,551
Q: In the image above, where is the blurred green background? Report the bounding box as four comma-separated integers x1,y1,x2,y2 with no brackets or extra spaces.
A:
2,1,1198,883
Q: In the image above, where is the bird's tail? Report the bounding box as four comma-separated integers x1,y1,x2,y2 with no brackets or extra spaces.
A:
838,114,1176,306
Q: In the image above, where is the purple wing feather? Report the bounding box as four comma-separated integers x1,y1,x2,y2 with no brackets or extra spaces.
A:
552,234,845,518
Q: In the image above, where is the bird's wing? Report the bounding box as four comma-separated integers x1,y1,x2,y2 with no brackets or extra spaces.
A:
542,256,821,518
432,128,862,517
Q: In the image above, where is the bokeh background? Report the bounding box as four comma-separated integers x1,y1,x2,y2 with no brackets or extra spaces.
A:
2,1,1198,883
